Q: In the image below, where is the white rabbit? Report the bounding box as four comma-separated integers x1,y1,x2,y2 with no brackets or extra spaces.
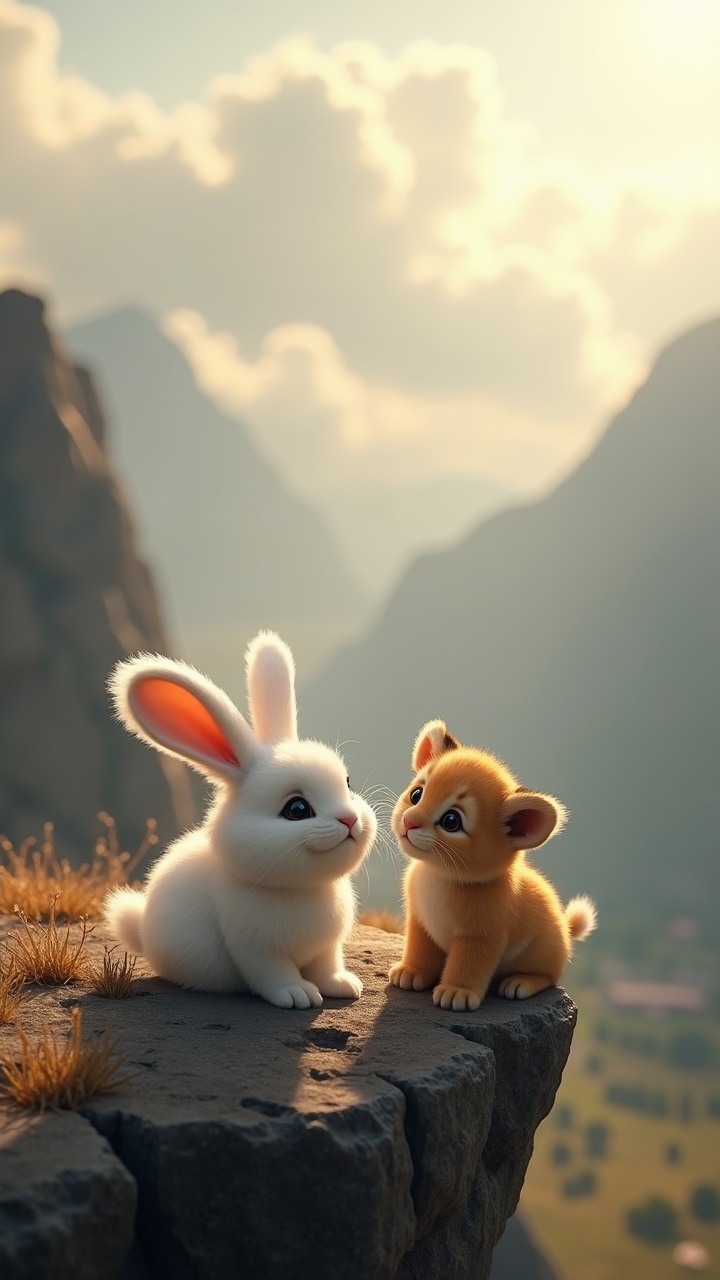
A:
104,631,376,1009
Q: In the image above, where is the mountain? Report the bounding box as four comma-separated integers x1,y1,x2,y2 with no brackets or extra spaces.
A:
319,474,513,600
67,308,364,690
303,319,720,922
0,289,195,859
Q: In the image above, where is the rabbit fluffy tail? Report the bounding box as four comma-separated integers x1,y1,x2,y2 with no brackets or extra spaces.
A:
105,887,146,954
565,894,598,941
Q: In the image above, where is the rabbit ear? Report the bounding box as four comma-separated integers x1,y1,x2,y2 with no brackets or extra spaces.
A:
245,631,298,744
109,655,258,784
412,720,460,771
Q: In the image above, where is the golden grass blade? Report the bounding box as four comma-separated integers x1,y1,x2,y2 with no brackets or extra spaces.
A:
6,896,91,985
0,954,25,1024
0,816,158,922
90,948,137,999
0,1007,131,1111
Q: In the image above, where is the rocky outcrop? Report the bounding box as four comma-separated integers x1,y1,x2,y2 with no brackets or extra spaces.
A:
490,1212,563,1280
0,1111,136,1280
0,289,195,861
0,924,576,1280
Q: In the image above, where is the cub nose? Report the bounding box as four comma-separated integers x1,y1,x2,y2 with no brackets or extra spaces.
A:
403,813,421,831
338,813,357,830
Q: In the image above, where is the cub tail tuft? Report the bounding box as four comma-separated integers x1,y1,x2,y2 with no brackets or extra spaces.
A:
565,894,598,942
104,887,146,955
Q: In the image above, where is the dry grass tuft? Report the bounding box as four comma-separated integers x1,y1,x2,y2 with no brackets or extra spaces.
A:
359,908,404,934
90,948,136,999
6,896,91,985
0,1006,131,1111
0,957,25,1024
0,814,158,921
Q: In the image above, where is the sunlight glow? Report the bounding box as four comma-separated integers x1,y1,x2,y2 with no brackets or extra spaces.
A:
641,0,720,73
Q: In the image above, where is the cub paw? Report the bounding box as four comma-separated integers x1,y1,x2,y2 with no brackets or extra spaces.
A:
318,971,363,1000
498,974,549,1000
269,981,323,1009
432,983,482,1012
389,963,434,991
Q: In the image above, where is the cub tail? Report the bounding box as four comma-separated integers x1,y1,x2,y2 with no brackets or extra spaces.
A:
104,887,146,955
565,894,598,942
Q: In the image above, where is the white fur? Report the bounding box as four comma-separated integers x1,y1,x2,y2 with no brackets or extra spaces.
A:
565,894,598,941
109,653,257,784
245,631,297,744
106,888,144,954
105,632,376,1008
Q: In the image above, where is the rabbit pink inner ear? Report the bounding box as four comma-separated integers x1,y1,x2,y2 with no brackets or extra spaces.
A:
132,678,240,768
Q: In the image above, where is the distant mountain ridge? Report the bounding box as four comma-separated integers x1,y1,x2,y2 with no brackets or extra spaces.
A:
303,318,720,921
319,473,513,600
67,308,363,647
0,289,193,858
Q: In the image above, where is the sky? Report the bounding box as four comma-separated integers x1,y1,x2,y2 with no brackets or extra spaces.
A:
2,0,719,500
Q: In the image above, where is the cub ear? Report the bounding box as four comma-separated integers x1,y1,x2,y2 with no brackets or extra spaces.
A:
412,720,460,772
500,791,567,851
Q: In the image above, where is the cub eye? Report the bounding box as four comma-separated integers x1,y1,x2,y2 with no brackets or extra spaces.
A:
280,796,316,821
410,786,423,805
346,775,352,790
439,810,463,833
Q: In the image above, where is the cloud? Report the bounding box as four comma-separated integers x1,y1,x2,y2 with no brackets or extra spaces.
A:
0,0,717,494
164,308,605,497
589,187,720,342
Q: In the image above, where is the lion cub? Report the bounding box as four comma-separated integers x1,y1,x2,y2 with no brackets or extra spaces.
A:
390,720,596,1011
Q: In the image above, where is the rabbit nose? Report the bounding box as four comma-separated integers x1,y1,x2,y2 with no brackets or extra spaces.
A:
403,813,421,831
338,813,357,830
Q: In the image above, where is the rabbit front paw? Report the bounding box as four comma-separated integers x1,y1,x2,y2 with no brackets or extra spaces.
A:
269,980,323,1010
317,970,363,1000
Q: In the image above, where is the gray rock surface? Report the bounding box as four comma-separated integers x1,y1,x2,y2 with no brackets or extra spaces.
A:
0,288,196,861
0,1110,136,1280
490,1211,564,1280
0,923,576,1280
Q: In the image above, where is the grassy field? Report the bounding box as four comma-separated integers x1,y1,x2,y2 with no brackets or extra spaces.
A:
521,989,720,1279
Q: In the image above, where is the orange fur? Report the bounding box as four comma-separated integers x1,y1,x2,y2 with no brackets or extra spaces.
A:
389,720,597,1010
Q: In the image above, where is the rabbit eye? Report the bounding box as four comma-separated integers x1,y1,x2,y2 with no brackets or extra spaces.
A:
281,796,316,821
439,809,463,833
410,787,423,805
